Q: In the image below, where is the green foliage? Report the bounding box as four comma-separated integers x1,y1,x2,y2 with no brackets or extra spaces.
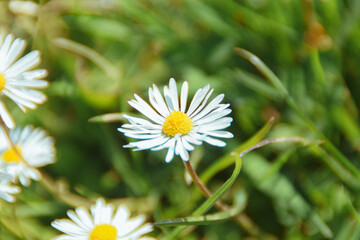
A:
1,0,360,239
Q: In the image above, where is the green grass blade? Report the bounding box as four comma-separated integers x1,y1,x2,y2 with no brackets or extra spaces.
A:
200,117,274,184
163,154,242,239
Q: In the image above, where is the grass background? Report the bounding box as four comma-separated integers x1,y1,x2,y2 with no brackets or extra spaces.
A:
1,0,360,239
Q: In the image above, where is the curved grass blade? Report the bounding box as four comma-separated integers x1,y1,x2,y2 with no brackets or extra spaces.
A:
163,154,242,239
53,38,121,80
200,117,274,185
155,204,244,227
234,47,360,181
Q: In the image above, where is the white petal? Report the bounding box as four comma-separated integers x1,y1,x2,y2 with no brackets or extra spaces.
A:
0,101,15,128
204,130,233,138
165,139,176,163
0,34,14,66
163,86,174,112
3,89,37,109
175,138,189,161
148,87,168,117
168,78,179,111
5,50,40,77
204,136,226,147
151,84,170,116
200,117,233,131
125,136,168,150
191,94,225,121
194,108,232,125
188,88,214,118
180,81,188,112
2,38,26,71
128,95,164,124
112,205,130,225
7,79,48,88
186,84,210,116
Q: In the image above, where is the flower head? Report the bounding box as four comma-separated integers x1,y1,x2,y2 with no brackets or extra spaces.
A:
51,198,154,240
0,169,20,202
0,125,56,186
0,33,48,129
119,78,233,162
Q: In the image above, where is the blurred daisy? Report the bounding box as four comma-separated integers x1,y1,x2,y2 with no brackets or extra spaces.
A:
0,33,48,129
118,78,233,162
0,169,20,202
0,125,56,186
51,198,154,240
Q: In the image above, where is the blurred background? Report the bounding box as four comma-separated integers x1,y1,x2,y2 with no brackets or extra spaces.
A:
1,0,360,239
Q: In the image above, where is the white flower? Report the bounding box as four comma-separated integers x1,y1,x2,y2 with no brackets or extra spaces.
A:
0,125,56,186
0,169,20,202
51,198,154,240
118,78,233,162
0,33,48,129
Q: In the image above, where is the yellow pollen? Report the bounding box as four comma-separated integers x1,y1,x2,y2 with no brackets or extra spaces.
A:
162,111,193,137
89,224,117,240
1,146,23,163
0,73,6,91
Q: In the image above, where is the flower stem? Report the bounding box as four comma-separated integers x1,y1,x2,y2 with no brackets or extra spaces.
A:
182,160,267,238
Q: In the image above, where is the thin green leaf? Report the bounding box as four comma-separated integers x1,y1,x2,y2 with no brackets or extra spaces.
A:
234,47,360,181
200,117,274,184
155,204,244,227
164,154,242,239
53,38,121,80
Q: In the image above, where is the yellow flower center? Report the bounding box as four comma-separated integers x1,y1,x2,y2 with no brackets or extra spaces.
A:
89,224,117,240
0,73,6,91
1,146,23,163
162,111,193,137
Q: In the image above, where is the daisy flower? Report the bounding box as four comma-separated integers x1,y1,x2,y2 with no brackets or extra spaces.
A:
0,125,56,186
51,198,154,240
0,169,20,202
118,78,233,162
0,33,48,129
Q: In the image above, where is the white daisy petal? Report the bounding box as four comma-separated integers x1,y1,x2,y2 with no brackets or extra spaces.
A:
180,81,188,112
165,139,176,163
52,198,153,240
205,130,234,138
125,136,168,150
120,78,233,162
186,84,210,116
0,34,14,65
128,95,164,124
22,69,48,80
175,138,189,161
0,100,15,129
200,117,233,132
0,172,21,202
151,84,170,116
0,33,49,128
191,93,225,121
163,85,174,112
168,78,179,111
0,125,56,186
148,87,168,117
188,88,214,118
204,136,227,147
3,89,37,109
8,79,48,88
5,50,40,76
2,38,26,71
